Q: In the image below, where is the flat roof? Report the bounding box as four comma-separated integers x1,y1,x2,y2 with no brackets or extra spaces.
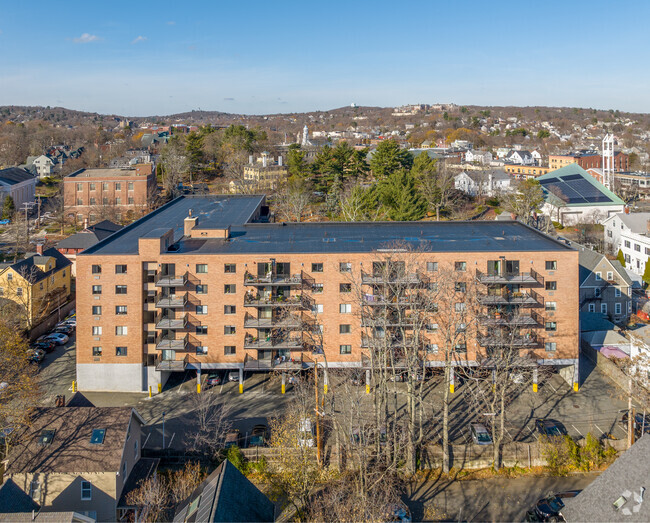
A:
81,195,573,257
66,168,146,178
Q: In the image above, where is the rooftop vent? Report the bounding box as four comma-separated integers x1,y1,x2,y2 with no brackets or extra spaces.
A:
37,429,55,446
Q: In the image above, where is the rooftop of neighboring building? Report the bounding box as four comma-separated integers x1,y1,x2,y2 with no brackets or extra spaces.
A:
80,195,574,257
56,220,122,250
65,167,151,179
0,248,71,283
0,167,36,187
575,243,632,286
604,211,650,234
537,164,625,207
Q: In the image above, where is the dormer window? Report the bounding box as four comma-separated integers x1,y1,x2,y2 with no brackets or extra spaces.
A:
38,429,55,446
90,428,106,445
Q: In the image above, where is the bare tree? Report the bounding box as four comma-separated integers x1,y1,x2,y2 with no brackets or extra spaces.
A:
126,474,170,522
275,180,313,222
419,161,459,220
160,139,189,197
186,392,232,460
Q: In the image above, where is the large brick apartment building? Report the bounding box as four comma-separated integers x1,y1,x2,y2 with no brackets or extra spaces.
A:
549,151,629,172
76,195,580,392
64,165,157,224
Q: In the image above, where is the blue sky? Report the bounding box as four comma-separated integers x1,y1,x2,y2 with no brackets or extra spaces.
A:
0,0,648,116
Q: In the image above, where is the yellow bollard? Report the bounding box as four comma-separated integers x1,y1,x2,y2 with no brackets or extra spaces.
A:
324,384,328,395
281,383,286,394
158,383,162,393
239,383,243,394
366,383,370,394
197,383,201,393
148,386,152,398
573,382,579,392
533,383,538,393
450,383,455,394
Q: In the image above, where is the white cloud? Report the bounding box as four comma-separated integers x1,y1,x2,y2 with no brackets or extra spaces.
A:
73,33,100,44
131,36,147,44
167,21,175,25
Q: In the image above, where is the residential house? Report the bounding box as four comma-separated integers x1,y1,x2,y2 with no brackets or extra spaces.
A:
464,150,493,165
0,246,72,328
577,244,633,323
173,460,274,522
2,406,156,523
531,150,542,166
56,220,122,277
31,155,58,178
454,169,511,197
506,150,534,166
0,167,37,211
603,212,650,276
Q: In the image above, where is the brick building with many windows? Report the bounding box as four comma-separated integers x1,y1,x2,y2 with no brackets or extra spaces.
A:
75,195,580,392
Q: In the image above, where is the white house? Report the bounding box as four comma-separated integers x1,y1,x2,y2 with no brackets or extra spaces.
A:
506,150,534,165
454,169,511,197
0,167,37,210
531,150,543,166
603,211,650,276
31,155,56,178
464,150,493,165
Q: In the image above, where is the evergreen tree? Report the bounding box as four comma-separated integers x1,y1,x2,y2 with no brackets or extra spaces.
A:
617,249,626,267
185,132,204,176
369,139,413,179
2,195,15,220
643,258,650,285
287,144,308,180
410,151,437,179
379,170,426,221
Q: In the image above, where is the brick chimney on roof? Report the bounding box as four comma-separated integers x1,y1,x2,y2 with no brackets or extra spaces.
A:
36,243,44,255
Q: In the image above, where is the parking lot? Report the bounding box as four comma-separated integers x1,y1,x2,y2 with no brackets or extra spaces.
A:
37,335,637,452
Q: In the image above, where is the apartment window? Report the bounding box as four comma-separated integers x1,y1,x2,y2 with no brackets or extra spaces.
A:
92,347,102,356
614,287,621,297
427,262,438,272
115,197,122,205
196,264,208,274
595,272,602,281
312,263,323,272
455,261,467,272
625,240,631,248
615,303,622,315
196,326,208,335
340,344,352,355
224,284,236,294
92,305,101,315
313,304,324,314
455,282,466,292
224,263,236,273
196,305,208,315
195,284,208,294
76,197,83,205
340,283,352,293
224,325,236,335
545,261,557,270
224,346,236,355
601,303,608,314
224,305,236,314
595,288,601,298
545,322,557,331
89,197,96,205
546,281,557,291
92,326,102,336
339,262,352,273
339,324,351,334
588,303,596,312
427,344,439,354
76,183,82,191
116,347,127,356
89,183,96,191
128,197,134,205
635,244,641,252
102,182,109,191
455,342,467,353
546,301,557,311
607,271,614,281
16,287,23,296
115,285,127,294
196,346,208,355
103,197,108,205
81,481,92,501
92,264,101,274
312,283,323,293
6,273,11,281
115,326,128,335
115,305,127,315
545,342,557,352
115,182,121,191
339,303,352,314
629,302,632,313
454,302,466,312
115,264,127,274
128,182,134,190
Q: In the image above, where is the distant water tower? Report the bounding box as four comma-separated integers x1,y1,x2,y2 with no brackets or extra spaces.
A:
602,134,615,190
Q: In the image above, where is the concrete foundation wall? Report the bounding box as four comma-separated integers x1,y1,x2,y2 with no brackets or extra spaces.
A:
77,363,144,392
144,366,170,391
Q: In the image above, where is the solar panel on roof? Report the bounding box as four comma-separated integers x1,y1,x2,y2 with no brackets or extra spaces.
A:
561,174,583,181
540,177,559,185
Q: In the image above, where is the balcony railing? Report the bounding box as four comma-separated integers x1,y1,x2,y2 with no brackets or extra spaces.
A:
156,333,189,351
476,268,544,286
244,271,303,286
361,315,415,327
244,335,304,350
243,312,304,329
362,293,417,307
477,290,543,307
244,293,314,309
155,292,188,309
155,271,188,288
154,354,189,371
361,335,417,348
155,312,188,330
478,311,543,328
361,271,425,286
243,352,311,371
477,332,539,348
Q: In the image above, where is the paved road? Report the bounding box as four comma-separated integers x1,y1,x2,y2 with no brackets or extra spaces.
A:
406,473,600,522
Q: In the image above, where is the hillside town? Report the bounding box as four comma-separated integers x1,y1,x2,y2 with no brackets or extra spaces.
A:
1,99,650,522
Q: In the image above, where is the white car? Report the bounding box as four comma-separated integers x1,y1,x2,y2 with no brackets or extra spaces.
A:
44,333,69,345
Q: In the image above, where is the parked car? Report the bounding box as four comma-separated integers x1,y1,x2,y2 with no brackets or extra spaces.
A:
43,333,69,345
224,429,241,449
61,318,76,327
351,371,364,386
26,348,45,364
298,419,314,447
249,424,269,447
54,324,74,335
31,340,56,353
470,423,493,445
206,372,221,387
228,371,240,383
0,219,11,226
621,411,650,438
535,419,567,438
526,490,581,521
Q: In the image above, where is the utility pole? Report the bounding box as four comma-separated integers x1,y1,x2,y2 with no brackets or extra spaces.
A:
162,411,166,450
314,361,321,466
628,377,635,448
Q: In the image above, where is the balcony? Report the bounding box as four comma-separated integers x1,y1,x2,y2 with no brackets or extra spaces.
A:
155,312,194,330
476,268,544,286
244,271,303,286
361,315,415,327
478,289,543,307
244,335,304,350
479,311,543,328
155,271,188,287
362,293,417,307
477,332,539,348
244,352,313,371
155,354,189,371
156,333,189,351
361,335,417,348
155,292,188,309
243,312,304,329
244,293,314,309
361,271,424,286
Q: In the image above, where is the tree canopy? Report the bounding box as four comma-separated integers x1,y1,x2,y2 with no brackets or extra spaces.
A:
369,139,413,179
